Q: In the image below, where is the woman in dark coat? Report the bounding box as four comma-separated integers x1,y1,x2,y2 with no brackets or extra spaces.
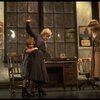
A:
26,19,52,96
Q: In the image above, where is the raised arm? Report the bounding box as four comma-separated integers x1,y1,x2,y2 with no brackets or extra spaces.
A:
26,19,39,39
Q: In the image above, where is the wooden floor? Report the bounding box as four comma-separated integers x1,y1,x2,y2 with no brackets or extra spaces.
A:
0,87,100,99
0,62,100,99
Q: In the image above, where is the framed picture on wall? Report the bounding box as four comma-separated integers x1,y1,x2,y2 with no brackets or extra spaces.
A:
79,26,92,47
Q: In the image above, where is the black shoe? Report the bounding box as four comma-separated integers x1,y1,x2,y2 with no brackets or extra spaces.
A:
38,88,47,96
30,90,36,97
22,87,33,97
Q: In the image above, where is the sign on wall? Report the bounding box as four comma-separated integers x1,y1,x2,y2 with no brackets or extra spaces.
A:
79,26,92,47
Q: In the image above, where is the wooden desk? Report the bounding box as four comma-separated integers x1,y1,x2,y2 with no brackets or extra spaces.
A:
45,60,78,90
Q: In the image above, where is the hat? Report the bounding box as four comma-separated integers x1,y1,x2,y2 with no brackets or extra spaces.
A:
88,19,99,27
91,24,100,32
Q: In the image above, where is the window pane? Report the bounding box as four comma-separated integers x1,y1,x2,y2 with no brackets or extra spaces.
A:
18,43,26,55
18,2,27,12
55,43,65,58
17,29,29,43
43,14,53,27
55,29,64,42
65,28,75,42
7,29,17,43
18,13,27,27
43,2,53,13
54,14,64,27
6,2,17,12
6,13,17,27
28,2,38,13
64,2,74,13
64,14,75,27
47,43,55,58
54,2,64,13
66,43,76,57
7,43,17,54
28,13,39,28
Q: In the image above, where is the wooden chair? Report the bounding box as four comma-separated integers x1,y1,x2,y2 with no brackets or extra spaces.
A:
8,55,23,93
78,58,99,89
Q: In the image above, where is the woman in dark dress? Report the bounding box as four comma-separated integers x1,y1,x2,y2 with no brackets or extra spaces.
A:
26,19,52,96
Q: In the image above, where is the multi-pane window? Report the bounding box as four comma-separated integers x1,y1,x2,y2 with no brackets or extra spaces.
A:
5,1,77,61
5,1,39,60
43,1,77,58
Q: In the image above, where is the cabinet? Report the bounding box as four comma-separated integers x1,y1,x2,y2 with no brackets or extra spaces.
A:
63,61,78,90
45,60,78,90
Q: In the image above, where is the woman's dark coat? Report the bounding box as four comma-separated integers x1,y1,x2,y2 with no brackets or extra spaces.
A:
26,22,49,83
